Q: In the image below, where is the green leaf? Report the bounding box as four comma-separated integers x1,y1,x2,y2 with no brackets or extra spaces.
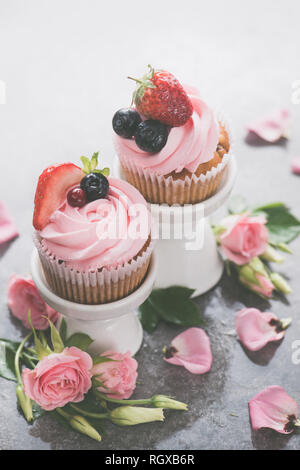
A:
59,318,67,344
32,401,46,421
80,156,91,174
158,286,195,301
148,287,205,327
90,152,99,171
65,333,93,351
228,195,248,214
45,317,64,353
0,339,19,381
28,310,51,360
253,203,300,244
138,299,159,333
92,356,116,365
100,167,110,177
93,168,110,177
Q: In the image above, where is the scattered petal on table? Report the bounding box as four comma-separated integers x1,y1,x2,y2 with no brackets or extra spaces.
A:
0,201,19,244
249,386,299,434
164,327,212,374
246,109,290,142
235,308,288,351
291,157,300,175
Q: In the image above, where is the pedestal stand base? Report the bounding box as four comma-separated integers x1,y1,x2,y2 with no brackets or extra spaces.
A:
31,250,157,356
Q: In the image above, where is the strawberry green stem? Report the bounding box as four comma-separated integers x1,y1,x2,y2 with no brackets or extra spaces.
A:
127,76,143,84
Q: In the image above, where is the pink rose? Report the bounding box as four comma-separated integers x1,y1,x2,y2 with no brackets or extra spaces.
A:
22,347,92,411
218,214,268,265
7,274,59,330
91,351,138,399
241,273,275,298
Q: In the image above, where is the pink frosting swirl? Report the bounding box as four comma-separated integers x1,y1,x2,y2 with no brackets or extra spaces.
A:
39,178,151,271
115,85,220,175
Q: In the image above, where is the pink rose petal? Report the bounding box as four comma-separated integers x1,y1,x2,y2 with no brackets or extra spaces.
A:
7,274,59,330
249,386,299,434
246,109,290,143
164,328,212,374
291,157,300,175
0,201,19,244
235,308,285,351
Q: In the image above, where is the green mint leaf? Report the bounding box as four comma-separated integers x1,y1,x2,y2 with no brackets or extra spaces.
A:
253,202,300,244
138,299,159,333
80,156,91,174
65,333,93,351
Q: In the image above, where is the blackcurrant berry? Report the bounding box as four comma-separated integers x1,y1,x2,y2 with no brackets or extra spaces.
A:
134,120,168,153
80,173,109,202
112,108,142,139
67,186,87,207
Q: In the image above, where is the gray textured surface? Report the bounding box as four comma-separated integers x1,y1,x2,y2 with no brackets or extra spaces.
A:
0,0,300,450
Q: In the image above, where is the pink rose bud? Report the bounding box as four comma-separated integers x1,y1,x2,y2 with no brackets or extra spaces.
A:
91,351,138,399
163,328,212,374
291,157,300,175
218,214,268,265
261,245,284,264
0,201,19,244
249,386,300,434
235,308,291,351
246,109,290,142
22,347,93,411
109,406,164,426
270,273,292,295
7,274,59,330
239,264,275,298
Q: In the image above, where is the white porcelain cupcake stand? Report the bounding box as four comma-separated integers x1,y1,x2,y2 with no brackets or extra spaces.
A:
31,157,236,356
31,250,157,356
114,156,237,297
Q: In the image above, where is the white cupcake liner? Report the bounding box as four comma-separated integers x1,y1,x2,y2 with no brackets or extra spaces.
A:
118,110,234,205
34,232,154,304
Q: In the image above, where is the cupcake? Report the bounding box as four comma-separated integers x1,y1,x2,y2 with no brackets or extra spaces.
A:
33,153,153,304
113,66,231,205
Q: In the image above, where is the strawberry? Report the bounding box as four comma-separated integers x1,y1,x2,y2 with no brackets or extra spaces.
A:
33,163,84,230
128,65,193,127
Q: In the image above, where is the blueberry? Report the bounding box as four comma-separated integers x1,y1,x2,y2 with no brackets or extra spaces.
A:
112,108,142,139
80,172,109,202
134,120,168,153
